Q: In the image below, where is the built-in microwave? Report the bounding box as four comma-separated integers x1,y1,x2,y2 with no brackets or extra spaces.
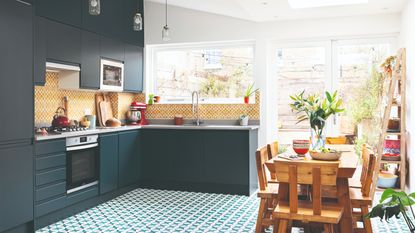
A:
100,59,124,91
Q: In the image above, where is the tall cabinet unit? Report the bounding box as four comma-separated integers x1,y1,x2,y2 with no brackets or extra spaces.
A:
0,0,34,232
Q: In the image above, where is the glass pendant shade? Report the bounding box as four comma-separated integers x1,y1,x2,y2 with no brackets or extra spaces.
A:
133,13,143,31
89,0,100,15
162,25,170,41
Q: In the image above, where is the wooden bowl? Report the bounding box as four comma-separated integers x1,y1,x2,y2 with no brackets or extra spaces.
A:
310,151,341,161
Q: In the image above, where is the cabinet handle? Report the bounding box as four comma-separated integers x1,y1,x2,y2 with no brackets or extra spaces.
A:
15,0,31,6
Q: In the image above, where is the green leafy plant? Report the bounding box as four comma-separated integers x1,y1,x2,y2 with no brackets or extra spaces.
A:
244,83,259,98
289,90,344,149
366,188,415,232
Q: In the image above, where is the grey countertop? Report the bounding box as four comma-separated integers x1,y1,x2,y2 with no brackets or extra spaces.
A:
35,124,260,141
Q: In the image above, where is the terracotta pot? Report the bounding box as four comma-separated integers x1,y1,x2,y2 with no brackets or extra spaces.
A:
244,96,249,104
154,96,161,103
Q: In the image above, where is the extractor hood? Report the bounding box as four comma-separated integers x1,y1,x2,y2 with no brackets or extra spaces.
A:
46,62,80,72
46,62,84,91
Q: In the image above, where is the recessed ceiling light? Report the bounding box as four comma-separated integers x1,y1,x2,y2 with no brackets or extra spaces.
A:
288,0,368,9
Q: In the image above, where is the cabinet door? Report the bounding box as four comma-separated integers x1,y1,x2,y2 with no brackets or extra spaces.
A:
46,19,81,64
34,16,47,86
100,36,125,62
0,145,33,232
35,0,82,27
99,133,119,194
169,130,204,183
118,130,140,187
80,31,100,89
203,131,249,185
0,0,33,142
124,44,143,92
119,0,144,46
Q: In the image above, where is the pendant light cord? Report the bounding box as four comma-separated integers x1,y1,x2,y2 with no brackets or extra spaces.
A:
165,0,168,26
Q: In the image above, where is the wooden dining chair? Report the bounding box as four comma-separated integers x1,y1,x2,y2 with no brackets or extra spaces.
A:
255,145,279,233
349,143,371,188
349,145,377,233
273,160,343,233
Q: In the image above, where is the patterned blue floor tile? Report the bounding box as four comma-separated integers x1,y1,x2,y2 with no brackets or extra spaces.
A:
36,188,412,233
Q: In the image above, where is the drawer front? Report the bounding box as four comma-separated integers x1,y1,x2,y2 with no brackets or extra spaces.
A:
35,196,66,217
36,153,66,171
36,168,66,186
36,181,66,202
66,186,99,206
35,139,65,155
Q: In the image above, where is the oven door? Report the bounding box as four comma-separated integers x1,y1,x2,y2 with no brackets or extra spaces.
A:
100,59,124,91
66,143,99,194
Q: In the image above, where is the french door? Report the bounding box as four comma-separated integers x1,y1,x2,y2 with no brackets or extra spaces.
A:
274,38,394,136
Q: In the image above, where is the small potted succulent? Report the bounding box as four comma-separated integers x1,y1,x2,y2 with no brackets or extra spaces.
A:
239,114,249,126
244,83,259,104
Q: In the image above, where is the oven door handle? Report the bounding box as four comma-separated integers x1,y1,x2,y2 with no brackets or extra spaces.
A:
67,143,99,151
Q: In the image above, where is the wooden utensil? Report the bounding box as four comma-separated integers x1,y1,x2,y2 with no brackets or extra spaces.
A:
95,93,105,126
99,93,114,125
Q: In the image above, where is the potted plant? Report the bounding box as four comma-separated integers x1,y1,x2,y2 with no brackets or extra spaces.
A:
366,188,415,232
244,83,259,104
239,114,249,126
289,90,344,150
148,94,154,105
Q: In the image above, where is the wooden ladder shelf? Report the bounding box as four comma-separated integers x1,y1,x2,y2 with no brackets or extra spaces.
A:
375,48,407,191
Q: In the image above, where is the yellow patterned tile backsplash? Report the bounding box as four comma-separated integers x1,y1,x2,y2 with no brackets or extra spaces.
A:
35,72,260,126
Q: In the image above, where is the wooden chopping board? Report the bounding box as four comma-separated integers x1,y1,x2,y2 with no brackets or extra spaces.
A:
99,93,114,126
95,93,105,126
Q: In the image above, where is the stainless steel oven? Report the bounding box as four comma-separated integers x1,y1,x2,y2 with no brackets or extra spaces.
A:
66,135,99,194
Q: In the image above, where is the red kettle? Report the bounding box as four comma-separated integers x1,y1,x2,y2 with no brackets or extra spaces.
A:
51,107,70,128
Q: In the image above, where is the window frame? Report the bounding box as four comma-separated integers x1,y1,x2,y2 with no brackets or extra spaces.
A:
146,40,256,104
270,35,397,136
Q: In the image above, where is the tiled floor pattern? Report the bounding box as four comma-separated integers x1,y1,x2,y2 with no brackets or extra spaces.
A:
37,188,411,233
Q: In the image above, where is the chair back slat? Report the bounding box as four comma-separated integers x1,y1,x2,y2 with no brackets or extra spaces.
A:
274,161,339,215
361,146,377,197
274,161,338,186
256,146,270,191
267,141,279,160
267,141,279,180
312,167,322,215
289,165,298,213
360,144,369,185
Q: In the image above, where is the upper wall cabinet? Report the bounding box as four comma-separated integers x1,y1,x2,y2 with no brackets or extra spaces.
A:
36,0,145,47
35,0,82,27
124,44,144,92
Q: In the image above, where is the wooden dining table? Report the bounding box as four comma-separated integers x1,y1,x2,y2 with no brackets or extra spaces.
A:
265,145,358,233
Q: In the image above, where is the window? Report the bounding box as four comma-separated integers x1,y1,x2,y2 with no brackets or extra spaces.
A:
274,38,394,136
148,42,255,103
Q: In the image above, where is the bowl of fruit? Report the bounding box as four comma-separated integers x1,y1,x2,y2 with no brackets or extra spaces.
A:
309,147,341,161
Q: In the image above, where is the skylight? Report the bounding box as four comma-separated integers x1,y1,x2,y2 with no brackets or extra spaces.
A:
288,0,369,9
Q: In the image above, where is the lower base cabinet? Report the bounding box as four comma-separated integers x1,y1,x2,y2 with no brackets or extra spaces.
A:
141,129,258,195
0,145,34,232
100,130,140,194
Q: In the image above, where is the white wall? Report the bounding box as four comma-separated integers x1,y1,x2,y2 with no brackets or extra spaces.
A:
144,1,401,146
399,0,415,192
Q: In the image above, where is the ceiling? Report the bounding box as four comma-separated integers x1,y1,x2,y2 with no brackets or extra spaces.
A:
147,0,407,22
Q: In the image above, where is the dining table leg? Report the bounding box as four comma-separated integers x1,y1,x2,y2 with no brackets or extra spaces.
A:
337,177,354,233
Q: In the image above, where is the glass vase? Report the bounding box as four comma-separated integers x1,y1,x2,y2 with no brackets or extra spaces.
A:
311,128,326,150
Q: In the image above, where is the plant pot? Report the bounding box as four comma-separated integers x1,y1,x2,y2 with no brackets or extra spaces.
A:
244,96,249,104
239,116,249,126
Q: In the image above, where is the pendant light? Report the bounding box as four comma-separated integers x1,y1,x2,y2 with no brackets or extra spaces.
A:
133,0,143,31
88,0,101,15
162,0,170,41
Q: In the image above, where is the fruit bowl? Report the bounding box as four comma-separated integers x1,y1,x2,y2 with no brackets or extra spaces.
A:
309,149,341,161
293,140,310,155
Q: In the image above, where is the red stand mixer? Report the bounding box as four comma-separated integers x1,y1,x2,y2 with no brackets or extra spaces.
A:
127,102,148,125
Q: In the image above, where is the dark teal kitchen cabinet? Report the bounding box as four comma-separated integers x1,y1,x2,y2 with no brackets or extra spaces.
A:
124,44,144,93
80,30,101,89
0,145,34,232
99,133,119,194
45,19,81,64
35,0,82,27
100,36,125,62
34,16,47,86
0,0,34,142
118,130,141,187
141,129,258,195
